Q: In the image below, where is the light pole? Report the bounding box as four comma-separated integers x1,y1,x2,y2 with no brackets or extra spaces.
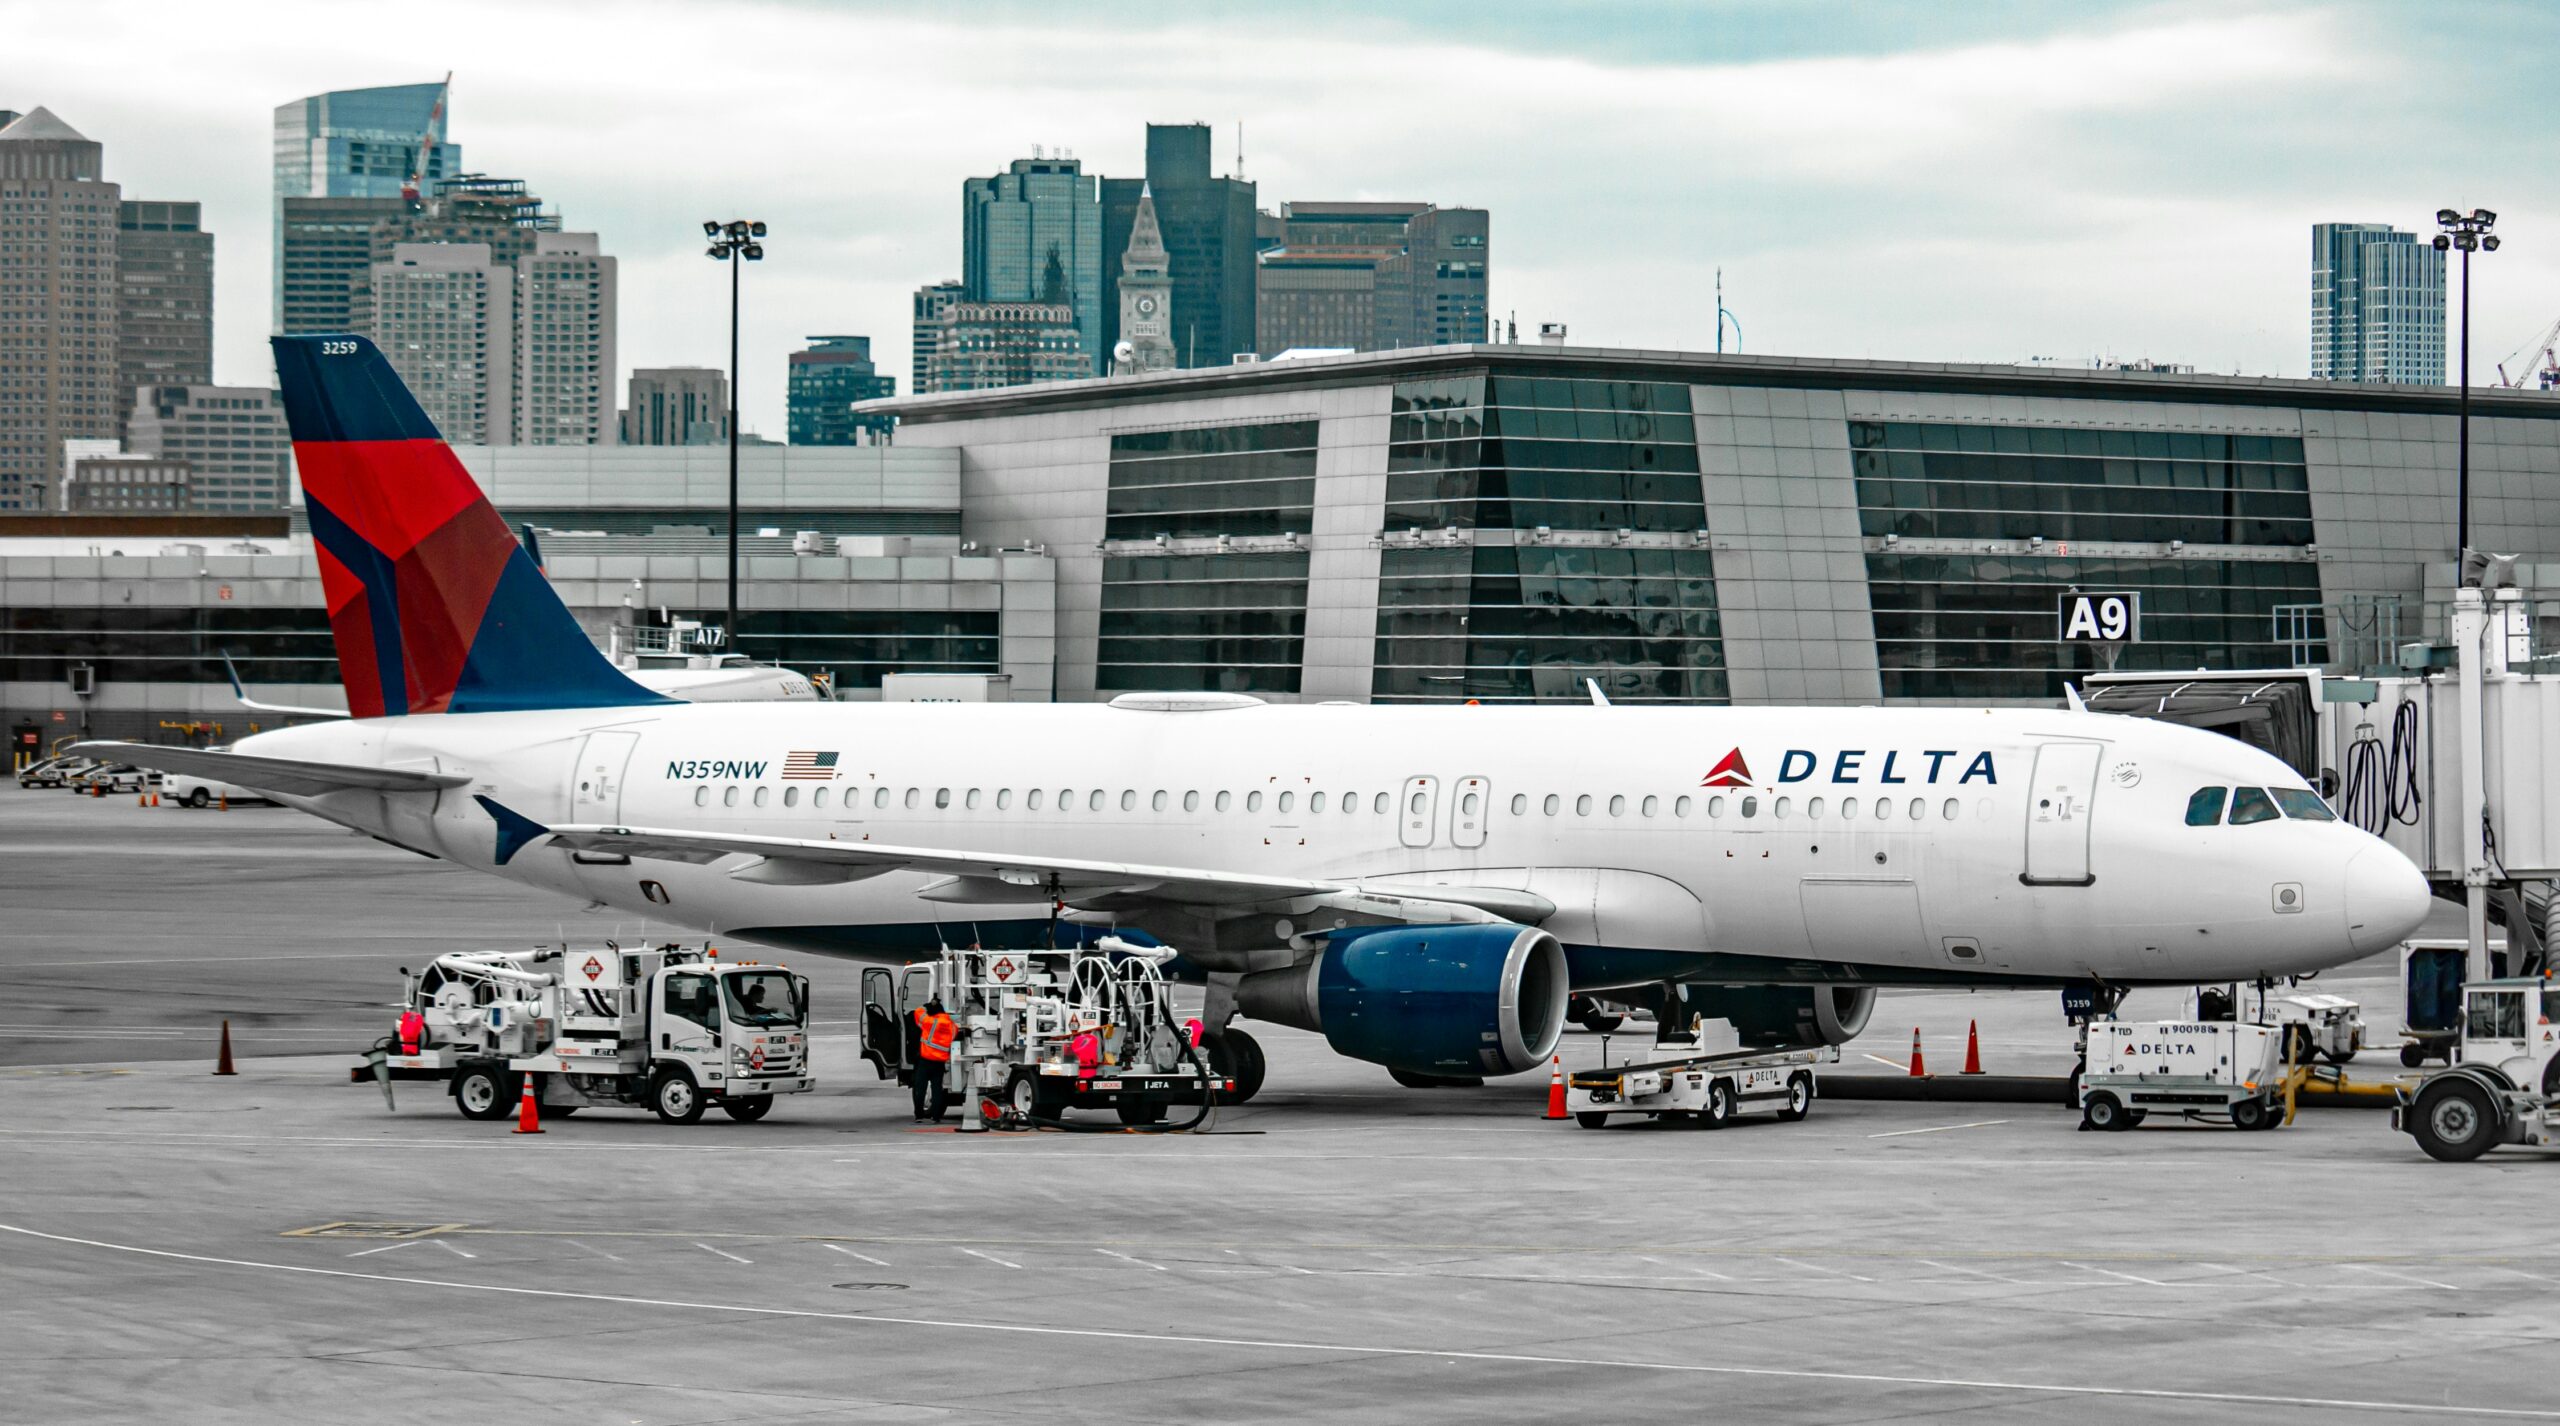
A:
704,218,766,652
2433,208,2498,558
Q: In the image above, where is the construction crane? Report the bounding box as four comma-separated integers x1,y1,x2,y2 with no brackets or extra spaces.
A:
2494,314,2560,390
398,73,453,211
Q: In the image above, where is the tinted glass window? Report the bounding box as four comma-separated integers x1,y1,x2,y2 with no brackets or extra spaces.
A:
2270,788,2336,822
2229,787,2280,825
2185,787,2227,826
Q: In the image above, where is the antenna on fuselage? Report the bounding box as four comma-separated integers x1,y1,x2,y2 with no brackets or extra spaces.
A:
1585,678,1612,707
2063,682,2088,713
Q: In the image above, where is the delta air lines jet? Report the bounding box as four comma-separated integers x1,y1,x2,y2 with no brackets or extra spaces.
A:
77,337,2434,1096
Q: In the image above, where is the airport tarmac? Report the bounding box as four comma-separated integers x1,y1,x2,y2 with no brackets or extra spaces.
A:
3,788,2551,1424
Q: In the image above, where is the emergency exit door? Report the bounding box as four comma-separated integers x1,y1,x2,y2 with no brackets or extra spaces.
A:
570,730,641,822
1450,776,1490,849
2022,741,2103,886
1399,775,1440,849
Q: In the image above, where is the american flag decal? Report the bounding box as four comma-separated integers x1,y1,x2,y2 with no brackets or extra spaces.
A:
782,750,840,780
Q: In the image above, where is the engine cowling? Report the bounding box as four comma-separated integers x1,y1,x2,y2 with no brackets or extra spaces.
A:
1235,923,1569,1076
1682,985,1877,1049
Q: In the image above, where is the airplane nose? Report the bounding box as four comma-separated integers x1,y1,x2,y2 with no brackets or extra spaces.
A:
2344,846,2432,955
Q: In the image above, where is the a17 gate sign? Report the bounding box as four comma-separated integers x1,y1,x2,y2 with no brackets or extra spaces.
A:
2058,591,2141,644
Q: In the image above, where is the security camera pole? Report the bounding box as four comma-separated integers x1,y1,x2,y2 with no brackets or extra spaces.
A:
704,218,768,652
2433,208,2498,558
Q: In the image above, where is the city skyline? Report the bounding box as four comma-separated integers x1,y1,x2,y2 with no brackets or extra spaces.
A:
15,0,2558,436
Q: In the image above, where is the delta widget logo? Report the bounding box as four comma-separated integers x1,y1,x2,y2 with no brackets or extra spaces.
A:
1702,748,1754,788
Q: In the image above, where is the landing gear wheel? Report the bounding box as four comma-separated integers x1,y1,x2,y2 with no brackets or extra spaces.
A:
185,787,210,808
1114,1099,1165,1127
452,1065,512,1121
1388,1068,1484,1089
1573,1111,1610,1130
2411,1078,2499,1162
1776,1071,1814,1123
2399,1042,2429,1069
2230,1097,2272,1132
1206,1028,1266,1104
1700,1079,1736,1129
650,1069,705,1125
720,1095,773,1123
2080,1091,2128,1133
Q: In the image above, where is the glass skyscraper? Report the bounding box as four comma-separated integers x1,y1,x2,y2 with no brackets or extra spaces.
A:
962,157,1103,375
788,336,896,445
2312,222,2444,385
271,81,461,330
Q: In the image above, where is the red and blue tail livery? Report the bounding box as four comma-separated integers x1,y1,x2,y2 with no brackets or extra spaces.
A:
272,334,670,716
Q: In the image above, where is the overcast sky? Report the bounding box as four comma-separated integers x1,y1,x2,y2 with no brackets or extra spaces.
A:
15,0,2558,435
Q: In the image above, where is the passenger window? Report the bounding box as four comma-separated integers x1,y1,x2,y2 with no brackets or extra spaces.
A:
1408,791,1425,815
1840,796,1858,819
1575,794,1593,816
1373,792,1390,814
904,788,919,810
783,786,799,808
996,789,1011,810
1151,790,1168,812
1543,794,1560,815
723,786,739,808
1805,796,1825,820
1674,796,1690,817
1608,795,1625,817
2185,787,2227,826
934,788,951,809
1278,791,1295,813
814,787,830,809
1941,798,1959,821
1183,790,1199,812
1340,791,1355,814
1907,797,1926,821
1312,792,1329,813
1247,791,1264,812
873,787,889,809
1740,796,1758,819
1120,790,1136,811
2229,787,2280,825
694,785,708,807
753,786,771,808
1511,793,1528,815
965,788,981,809
1773,797,1791,819
1028,789,1044,810
1707,796,1724,817
2270,788,2337,822
1088,790,1105,811
1875,797,1892,820
1215,791,1232,812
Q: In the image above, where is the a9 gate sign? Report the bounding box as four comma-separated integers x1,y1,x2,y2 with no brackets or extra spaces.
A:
2058,592,2141,644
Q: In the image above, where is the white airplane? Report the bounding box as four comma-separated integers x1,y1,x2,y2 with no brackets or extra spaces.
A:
77,335,2433,1098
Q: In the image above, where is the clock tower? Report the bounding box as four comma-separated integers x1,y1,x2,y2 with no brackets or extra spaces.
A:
1114,184,1176,375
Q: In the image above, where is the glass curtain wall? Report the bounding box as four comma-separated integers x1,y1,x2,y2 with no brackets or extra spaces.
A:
1099,420,1319,692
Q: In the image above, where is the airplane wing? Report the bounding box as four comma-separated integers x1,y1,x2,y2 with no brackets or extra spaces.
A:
222,655,350,719
65,742,467,799
536,817,1555,926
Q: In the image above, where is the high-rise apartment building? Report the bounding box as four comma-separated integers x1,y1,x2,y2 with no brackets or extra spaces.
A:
0,108,119,511
925,302,1086,393
1255,201,1488,355
370,242,511,444
272,81,461,329
621,368,728,446
910,281,964,394
1133,124,1256,368
2312,222,2445,385
515,232,616,446
126,385,291,511
114,200,213,438
964,156,1105,375
787,336,895,445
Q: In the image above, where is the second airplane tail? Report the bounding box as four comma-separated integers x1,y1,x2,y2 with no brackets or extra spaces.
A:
271,334,671,717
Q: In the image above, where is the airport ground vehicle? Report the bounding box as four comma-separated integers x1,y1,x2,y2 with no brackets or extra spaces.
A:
1565,1032,1832,1129
70,762,160,795
159,751,270,808
14,756,91,790
2394,976,2560,1161
858,941,1231,1127
2079,1020,2287,1131
364,943,812,1124
2201,984,2365,1065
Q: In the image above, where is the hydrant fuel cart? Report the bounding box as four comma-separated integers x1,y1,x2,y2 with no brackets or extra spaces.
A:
2394,976,2560,1161
364,945,813,1124
2078,1020,2286,1131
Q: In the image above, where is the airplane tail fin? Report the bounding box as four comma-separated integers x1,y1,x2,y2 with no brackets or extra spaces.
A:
271,334,670,716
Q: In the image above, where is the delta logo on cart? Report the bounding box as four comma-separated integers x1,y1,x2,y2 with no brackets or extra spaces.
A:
1701,747,2000,788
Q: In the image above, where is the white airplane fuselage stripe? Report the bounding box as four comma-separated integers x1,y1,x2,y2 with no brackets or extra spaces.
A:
231,700,2417,988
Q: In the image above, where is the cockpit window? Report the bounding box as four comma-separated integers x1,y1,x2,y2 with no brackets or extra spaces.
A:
2185,787,2227,826
2269,787,2337,822
2228,787,2280,825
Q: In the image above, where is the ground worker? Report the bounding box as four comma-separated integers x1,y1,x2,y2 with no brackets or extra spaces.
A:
911,997,956,1122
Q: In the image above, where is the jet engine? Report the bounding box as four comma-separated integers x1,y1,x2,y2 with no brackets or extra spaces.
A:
1682,984,1877,1049
1235,923,1568,1077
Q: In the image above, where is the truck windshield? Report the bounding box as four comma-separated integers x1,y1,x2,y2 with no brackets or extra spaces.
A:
724,971,804,1027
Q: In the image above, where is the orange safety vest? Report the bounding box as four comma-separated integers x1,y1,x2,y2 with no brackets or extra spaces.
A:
917,1010,956,1063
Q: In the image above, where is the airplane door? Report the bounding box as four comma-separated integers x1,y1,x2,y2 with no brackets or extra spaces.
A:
1450,776,1489,849
569,730,641,822
2022,741,2103,886
1399,775,1440,849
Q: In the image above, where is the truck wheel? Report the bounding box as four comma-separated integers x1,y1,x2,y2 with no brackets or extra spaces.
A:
1573,1111,1611,1130
2411,1079,2500,1163
1207,1028,1266,1104
2230,1098,2272,1132
650,1069,706,1125
1776,1072,1814,1122
1701,1080,1736,1129
2283,1026,2316,1065
453,1065,513,1121
185,787,210,809
2323,1046,2359,1066
2399,1043,2428,1069
2064,1060,2085,1108
1115,1099,1165,1127
720,1095,773,1123
2081,1091,2127,1132
1006,1071,1041,1120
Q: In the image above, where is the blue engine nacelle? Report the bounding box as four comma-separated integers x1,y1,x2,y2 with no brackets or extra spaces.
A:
1234,923,1569,1076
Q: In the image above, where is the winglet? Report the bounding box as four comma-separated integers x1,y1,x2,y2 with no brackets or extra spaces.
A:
1585,677,1611,708
474,795,551,867
2063,682,2087,713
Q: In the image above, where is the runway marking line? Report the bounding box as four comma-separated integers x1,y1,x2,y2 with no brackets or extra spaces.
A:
566,1240,623,1263
1096,1248,1166,1271
1868,1120,2009,1139
695,1243,752,1265
2343,1264,2458,1291
344,1241,417,1258
959,1248,1022,1270
3,1222,2550,1421
823,1245,889,1267
1772,1256,1873,1283
2067,1262,2170,1287
1919,1259,2025,1285
429,1239,475,1260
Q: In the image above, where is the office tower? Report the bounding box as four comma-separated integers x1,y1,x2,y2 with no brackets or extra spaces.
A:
515,232,616,446
963,155,1105,374
924,302,1086,392
65,452,193,512
125,386,290,510
0,108,118,511
2312,223,2446,385
1114,187,1175,376
1255,202,1489,355
272,81,461,329
369,243,511,444
910,280,964,394
788,336,895,445
277,195,403,335
1138,124,1255,367
621,368,728,446
114,200,214,439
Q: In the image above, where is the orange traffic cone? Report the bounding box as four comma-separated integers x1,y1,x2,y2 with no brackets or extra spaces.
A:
214,1019,236,1076
217,792,228,811
1962,1020,1985,1075
512,1074,544,1134
136,790,147,807
150,791,160,807
1906,1027,1927,1077
1543,1055,1569,1120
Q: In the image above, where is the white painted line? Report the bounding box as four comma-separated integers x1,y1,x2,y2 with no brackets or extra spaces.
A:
1096,1248,1167,1271
344,1240,417,1258
2193,1262,2293,1286
960,1248,1022,1270
1920,1258,2024,1285
2067,1262,2169,1287
13,1222,2550,1420
1860,1054,1906,1070
2343,1264,2457,1291
430,1239,475,1260
565,1239,623,1263
3,951,402,969
695,1243,752,1265
2484,1266,2560,1285
1641,1255,1732,1281
822,1244,889,1267
1773,1256,1873,1283
1869,1119,2009,1139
